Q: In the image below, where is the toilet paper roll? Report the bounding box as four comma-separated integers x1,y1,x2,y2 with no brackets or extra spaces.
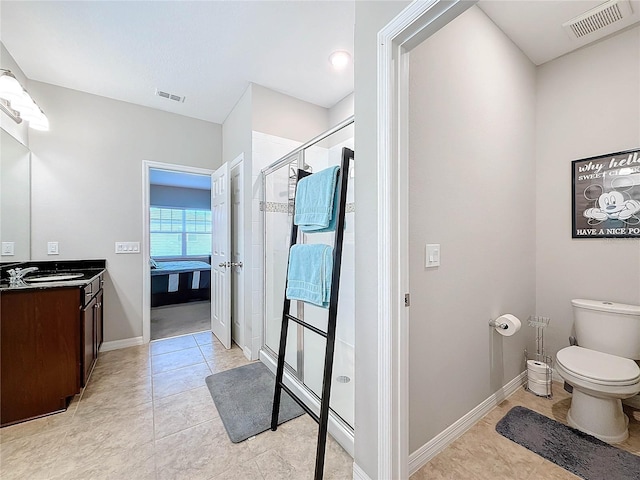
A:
494,314,521,336
527,371,551,383
527,360,550,374
528,377,551,396
527,369,550,383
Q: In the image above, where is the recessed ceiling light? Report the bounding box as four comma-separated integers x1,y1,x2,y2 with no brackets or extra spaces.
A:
329,51,351,70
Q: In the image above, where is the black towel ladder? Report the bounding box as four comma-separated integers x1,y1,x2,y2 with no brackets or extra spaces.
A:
271,146,354,480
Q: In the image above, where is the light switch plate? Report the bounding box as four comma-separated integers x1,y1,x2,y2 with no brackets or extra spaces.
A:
47,242,59,255
426,243,440,268
1,242,15,256
115,242,140,254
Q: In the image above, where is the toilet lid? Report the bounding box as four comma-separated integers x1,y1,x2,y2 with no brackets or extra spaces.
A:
556,346,640,386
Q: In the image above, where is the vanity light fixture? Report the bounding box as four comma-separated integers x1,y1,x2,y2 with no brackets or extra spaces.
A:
329,50,351,70
0,69,49,131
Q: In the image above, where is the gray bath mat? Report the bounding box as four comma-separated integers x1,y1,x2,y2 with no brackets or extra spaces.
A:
205,362,305,443
496,406,640,480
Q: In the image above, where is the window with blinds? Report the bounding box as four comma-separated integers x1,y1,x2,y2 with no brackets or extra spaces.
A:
150,207,212,257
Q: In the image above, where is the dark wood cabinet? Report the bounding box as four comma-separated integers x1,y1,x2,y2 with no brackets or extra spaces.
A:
0,273,104,426
81,286,103,386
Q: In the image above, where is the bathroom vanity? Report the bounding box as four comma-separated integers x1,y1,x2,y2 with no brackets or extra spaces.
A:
0,260,106,427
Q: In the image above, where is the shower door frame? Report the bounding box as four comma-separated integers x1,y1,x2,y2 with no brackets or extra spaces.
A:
259,116,355,456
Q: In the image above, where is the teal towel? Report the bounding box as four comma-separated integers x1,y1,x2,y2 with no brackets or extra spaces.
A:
294,166,340,233
286,244,333,308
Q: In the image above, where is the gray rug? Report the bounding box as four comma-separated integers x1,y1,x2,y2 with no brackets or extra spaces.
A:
496,406,640,480
205,362,305,443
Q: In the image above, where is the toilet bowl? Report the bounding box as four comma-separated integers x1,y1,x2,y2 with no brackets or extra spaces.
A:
555,299,640,444
556,346,640,443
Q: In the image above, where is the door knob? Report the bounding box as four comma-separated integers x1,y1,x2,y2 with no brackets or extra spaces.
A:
230,262,243,268
218,262,228,268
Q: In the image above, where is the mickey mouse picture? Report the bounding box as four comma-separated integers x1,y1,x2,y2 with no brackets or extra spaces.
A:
572,149,640,238
583,184,640,226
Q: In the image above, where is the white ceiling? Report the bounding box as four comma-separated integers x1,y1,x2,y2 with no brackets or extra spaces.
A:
479,0,640,65
3,1,638,126
0,1,355,124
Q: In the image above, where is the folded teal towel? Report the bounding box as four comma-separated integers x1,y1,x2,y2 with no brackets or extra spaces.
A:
294,166,340,233
286,244,333,308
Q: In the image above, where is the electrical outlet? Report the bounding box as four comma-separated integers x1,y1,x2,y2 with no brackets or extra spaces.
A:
115,242,140,254
47,242,59,255
1,242,14,256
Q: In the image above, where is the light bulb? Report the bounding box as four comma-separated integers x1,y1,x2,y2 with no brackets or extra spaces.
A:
29,112,49,131
0,71,24,103
329,51,351,70
11,91,39,117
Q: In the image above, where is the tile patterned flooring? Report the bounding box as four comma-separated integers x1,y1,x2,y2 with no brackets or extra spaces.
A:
2,333,639,479
0,332,352,480
411,384,640,480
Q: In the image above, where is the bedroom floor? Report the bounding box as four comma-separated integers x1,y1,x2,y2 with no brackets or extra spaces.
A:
151,300,211,340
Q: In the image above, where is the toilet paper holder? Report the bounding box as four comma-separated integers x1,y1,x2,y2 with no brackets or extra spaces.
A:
488,319,508,329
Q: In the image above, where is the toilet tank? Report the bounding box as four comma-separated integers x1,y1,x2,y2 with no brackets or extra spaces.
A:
572,299,640,360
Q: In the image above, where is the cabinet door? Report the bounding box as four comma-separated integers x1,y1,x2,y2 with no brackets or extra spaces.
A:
82,296,97,387
95,289,103,354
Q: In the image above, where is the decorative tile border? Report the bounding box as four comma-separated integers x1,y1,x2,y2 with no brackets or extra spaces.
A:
261,201,356,214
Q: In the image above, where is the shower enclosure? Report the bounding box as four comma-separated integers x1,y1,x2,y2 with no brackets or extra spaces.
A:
261,118,355,450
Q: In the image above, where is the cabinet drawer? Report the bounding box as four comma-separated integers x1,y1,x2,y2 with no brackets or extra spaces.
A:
82,275,102,306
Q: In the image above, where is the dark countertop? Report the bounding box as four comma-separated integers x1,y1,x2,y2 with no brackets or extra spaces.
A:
0,260,106,292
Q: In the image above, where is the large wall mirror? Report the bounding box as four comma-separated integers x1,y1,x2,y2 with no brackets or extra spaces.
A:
1,127,31,262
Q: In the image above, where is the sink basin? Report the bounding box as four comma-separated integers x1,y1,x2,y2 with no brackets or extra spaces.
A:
27,273,84,282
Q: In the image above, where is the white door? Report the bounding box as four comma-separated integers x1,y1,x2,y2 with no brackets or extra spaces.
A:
230,164,244,348
211,162,231,349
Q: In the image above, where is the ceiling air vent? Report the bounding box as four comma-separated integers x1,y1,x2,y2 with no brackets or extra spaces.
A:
155,89,186,103
563,0,633,40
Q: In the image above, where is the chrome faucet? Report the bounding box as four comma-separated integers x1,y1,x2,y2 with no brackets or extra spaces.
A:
7,266,39,286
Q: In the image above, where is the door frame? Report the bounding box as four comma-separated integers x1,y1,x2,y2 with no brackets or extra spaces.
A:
229,154,245,351
141,160,215,344
376,1,474,478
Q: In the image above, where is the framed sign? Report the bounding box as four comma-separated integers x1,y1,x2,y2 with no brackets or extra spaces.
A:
572,148,640,238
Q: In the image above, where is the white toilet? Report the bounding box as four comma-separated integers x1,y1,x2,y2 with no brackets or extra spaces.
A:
555,299,640,444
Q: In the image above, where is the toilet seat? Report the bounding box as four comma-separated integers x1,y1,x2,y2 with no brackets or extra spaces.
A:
556,346,640,387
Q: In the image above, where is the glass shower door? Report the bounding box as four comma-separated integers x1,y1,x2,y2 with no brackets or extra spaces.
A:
262,122,355,431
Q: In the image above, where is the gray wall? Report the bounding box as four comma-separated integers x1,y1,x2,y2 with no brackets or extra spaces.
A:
150,185,211,210
328,93,354,128
252,83,329,141
353,1,410,477
407,5,536,452
535,25,640,360
28,81,222,343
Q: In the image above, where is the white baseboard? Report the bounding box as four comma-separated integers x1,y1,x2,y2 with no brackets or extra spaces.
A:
259,348,355,458
408,371,527,476
352,462,373,480
243,345,252,360
100,336,145,352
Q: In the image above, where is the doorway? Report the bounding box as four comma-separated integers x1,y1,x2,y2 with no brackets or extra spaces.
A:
142,161,214,344
147,167,213,341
